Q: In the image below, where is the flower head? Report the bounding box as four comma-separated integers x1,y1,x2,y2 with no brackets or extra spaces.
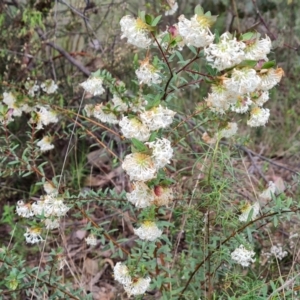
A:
24,227,43,244
140,105,176,131
259,181,276,201
80,77,105,96
113,262,132,286
146,138,173,168
16,200,34,218
122,153,157,181
111,94,129,112
230,94,253,114
126,181,155,208
178,14,215,48
37,136,55,152
258,68,284,91
124,277,151,297
119,116,150,142
224,68,261,95
41,79,58,94
44,218,60,230
218,122,238,138
93,104,119,124
134,221,162,241
120,16,152,48
85,234,97,246
243,35,272,61
204,32,246,71
135,59,162,86
247,107,270,127
31,106,58,130
239,202,260,222
231,245,256,267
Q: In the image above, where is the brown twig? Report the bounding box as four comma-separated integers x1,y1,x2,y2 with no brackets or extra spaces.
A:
36,29,91,77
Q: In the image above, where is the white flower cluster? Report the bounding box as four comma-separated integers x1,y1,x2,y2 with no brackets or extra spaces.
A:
24,227,44,244
30,105,59,130
178,14,215,48
239,202,260,222
259,181,276,201
113,262,151,297
25,78,58,96
80,76,105,96
231,245,256,267
126,182,174,208
136,59,162,86
262,244,288,261
37,136,55,152
120,16,152,48
133,221,162,241
85,234,97,246
16,182,69,244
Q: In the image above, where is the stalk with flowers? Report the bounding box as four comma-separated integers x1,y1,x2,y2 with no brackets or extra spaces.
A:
1,2,296,299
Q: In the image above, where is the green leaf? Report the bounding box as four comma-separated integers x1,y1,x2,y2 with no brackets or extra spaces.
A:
195,5,204,15
145,14,152,25
151,15,162,26
241,32,255,41
237,60,257,68
261,60,276,69
138,11,146,22
131,138,148,152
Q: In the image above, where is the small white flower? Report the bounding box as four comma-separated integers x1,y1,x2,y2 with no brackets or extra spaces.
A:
165,1,178,16
124,277,151,297
43,182,57,195
205,84,235,114
113,262,132,286
218,122,238,138
25,79,40,97
259,181,276,201
247,107,270,127
122,153,157,182
80,77,105,96
204,32,246,71
239,202,260,222
243,35,272,61
146,138,173,168
24,227,43,244
231,245,256,267
119,116,151,142
37,136,54,152
136,59,162,86
41,79,58,94
120,16,152,48
270,245,288,260
253,91,269,107
140,105,176,131
126,181,155,208
134,221,162,241
224,68,261,95
16,200,34,218
33,194,69,218
230,94,253,114
85,234,97,246
84,104,94,117
258,68,284,91
178,14,215,48
93,104,119,124
111,94,129,112
44,218,60,230
31,106,58,130
37,136,55,152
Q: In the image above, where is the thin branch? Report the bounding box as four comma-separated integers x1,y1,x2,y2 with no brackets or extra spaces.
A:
36,29,91,77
